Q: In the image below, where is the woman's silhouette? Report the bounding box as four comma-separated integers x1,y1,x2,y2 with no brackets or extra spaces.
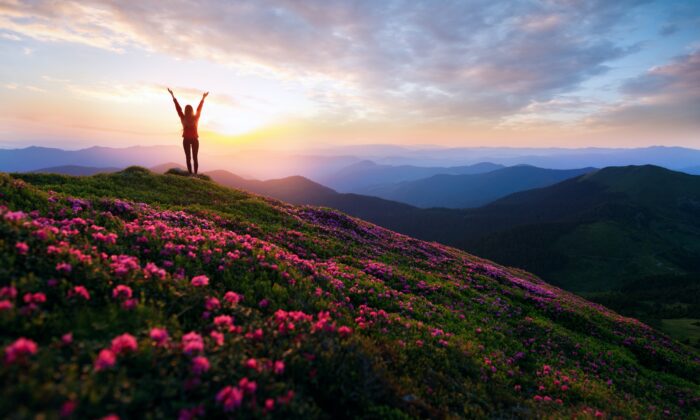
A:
168,88,208,174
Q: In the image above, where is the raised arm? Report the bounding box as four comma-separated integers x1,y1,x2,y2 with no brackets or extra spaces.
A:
196,92,209,119
168,88,184,119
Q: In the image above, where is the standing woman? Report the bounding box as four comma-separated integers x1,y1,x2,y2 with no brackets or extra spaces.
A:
168,88,208,174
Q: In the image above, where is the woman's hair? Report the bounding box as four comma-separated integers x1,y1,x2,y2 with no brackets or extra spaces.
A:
184,105,194,117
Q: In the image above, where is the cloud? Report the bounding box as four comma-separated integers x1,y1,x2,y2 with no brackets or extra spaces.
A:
0,0,655,123
590,50,700,128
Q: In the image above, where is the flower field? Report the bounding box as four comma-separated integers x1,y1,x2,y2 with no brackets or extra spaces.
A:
1,167,698,418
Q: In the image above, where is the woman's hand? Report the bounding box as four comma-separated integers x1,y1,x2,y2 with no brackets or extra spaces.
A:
202,92,209,99
167,88,174,97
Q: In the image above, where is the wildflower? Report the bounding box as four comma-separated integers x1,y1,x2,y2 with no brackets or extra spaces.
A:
0,286,17,299
62,332,73,345
210,331,224,347
68,286,91,301
191,356,210,375
245,358,259,371
191,275,209,287
60,400,77,417
4,337,38,363
149,328,169,347
0,300,12,311
214,315,234,332
205,296,220,311
273,360,285,375
94,349,116,371
111,333,138,355
56,262,72,273
338,326,352,337
216,386,243,412
15,242,29,255
112,285,133,300
223,291,241,305
182,332,204,355
23,292,46,305
264,398,275,411
238,377,257,394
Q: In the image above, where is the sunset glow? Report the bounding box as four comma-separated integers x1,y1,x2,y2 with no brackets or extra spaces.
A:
0,0,698,150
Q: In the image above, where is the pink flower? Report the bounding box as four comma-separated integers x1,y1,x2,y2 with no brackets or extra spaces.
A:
0,286,17,299
264,398,275,411
0,300,13,311
4,337,38,363
62,332,73,345
68,286,90,301
23,292,46,304
149,328,169,347
338,326,352,338
112,285,133,300
204,296,220,311
191,356,210,375
244,358,259,371
273,360,285,375
60,400,77,417
182,332,204,355
110,333,138,355
213,315,234,332
238,377,257,394
216,386,243,412
94,349,116,371
15,242,29,255
56,262,72,273
191,275,209,287
223,291,241,305
210,331,224,347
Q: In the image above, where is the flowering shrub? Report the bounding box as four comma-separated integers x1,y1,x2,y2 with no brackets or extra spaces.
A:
0,170,698,418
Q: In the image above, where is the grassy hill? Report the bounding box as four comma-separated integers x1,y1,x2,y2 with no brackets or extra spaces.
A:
1,167,699,418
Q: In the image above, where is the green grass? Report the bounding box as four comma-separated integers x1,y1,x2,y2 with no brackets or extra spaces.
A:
661,318,700,344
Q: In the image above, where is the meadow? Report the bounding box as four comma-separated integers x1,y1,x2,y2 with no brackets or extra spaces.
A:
1,167,698,418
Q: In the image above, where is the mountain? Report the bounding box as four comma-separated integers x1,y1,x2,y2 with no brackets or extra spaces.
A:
452,166,700,288
363,165,595,208
30,165,121,176
318,160,504,192
682,166,700,175
3,168,698,417
306,145,700,169
0,146,183,172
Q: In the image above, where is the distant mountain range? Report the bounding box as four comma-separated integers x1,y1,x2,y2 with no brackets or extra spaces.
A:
5,145,700,180
318,160,504,192
362,165,595,208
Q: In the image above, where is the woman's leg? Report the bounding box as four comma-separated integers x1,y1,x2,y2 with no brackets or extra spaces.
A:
192,139,200,174
183,139,192,174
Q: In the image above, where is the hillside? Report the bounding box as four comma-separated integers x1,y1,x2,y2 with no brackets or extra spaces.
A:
1,167,698,418
318,160,504,192
200,166,700,346
461,166,700,291
364,166,595,208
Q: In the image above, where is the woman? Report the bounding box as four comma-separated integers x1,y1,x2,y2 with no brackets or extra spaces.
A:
168,88,208,174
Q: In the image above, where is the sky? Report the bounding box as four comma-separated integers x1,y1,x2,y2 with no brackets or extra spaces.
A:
0,0,699,151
